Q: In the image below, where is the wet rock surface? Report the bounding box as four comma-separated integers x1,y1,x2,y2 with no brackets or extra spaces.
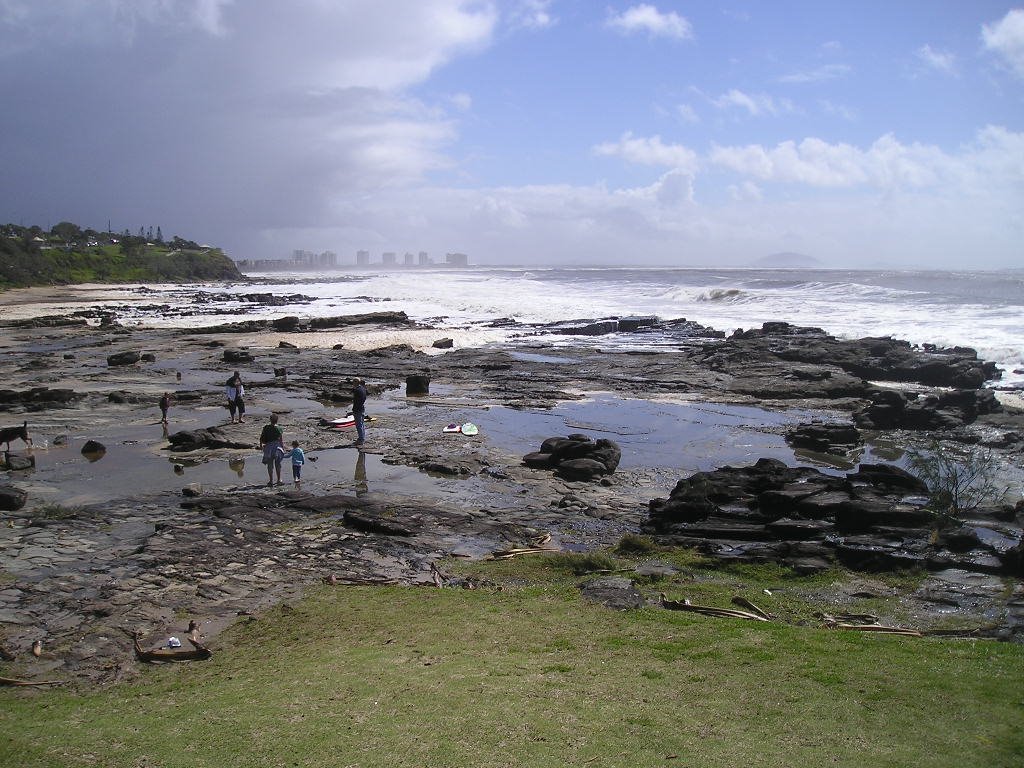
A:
0,307,1022,683
644,458,1023,579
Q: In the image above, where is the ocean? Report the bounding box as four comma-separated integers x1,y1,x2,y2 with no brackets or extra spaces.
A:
11,266,1024,385
230,267,1024,386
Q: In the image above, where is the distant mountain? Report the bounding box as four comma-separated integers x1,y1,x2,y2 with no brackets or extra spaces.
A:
751,252,822,269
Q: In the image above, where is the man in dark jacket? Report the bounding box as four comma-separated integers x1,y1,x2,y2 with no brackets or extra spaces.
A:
351,377,367,447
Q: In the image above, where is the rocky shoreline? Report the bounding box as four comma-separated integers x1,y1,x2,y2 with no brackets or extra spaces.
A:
1,294,1022,684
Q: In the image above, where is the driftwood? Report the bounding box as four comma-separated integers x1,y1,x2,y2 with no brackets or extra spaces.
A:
0,676,64,687
827,623,923,637
491,533,558,560
659,594,769,621
731,596,774,620
819,613,922,637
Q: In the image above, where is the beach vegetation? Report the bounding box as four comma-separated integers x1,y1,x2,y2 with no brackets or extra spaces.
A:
906,440,1010,522
614,533,659,554
30,503,82,521
1,556,1021,768
545,551,621,574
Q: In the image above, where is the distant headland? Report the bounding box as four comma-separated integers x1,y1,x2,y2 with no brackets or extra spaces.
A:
0,221,242,288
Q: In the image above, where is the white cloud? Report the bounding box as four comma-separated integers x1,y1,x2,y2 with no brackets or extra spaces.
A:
606,4,693,40
982,8,1024,78
728,181,763,202
508,0,555,29
593,132,700,173
916,44,956,75
779,63,851,83
448,92,473,111
676,103,700,123
820,100,857,121
707,128,1024,194
712,89,792,117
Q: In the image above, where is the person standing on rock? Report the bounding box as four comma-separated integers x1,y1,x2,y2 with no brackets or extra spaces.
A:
351,377,367,447
259,413,284,486
226,372,246,424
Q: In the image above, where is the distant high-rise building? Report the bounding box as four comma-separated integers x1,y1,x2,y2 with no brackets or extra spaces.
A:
445,252,469,267
418,251,429,265
382,251,397,266
404,252,414,266
319,250,337,267
356,250,370,266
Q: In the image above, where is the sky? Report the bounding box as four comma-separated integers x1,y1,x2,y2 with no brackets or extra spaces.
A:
1,1,1022,268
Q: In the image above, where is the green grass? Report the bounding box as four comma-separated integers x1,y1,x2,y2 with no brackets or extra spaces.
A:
1,557,1022,768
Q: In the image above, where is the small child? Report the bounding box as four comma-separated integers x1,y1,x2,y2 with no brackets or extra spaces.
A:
159,392,174,424
288,439,306,486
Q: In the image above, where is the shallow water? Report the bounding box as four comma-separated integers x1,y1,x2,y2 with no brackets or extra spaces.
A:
10,391,904,509
411,393,895,475
13,412,438,508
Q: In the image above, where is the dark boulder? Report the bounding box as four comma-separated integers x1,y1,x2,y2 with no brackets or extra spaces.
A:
580,577,645,610
167,428,252,452
271,316,301,332
525,434,621,481
855,387,1002,430
786,422,861,454
406,374,430,396
0,485,27,511
308,311,411,330
81,440,106,455
106,351,141,367
223,348,253,364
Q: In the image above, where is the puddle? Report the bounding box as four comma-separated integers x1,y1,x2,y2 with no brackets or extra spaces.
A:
508,351,575,364
9,414,438,508
431,394,895,475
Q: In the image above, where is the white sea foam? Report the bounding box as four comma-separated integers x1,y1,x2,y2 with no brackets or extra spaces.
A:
2,267,1019,384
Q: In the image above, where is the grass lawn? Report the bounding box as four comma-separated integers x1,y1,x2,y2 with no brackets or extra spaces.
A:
2,551,1022,767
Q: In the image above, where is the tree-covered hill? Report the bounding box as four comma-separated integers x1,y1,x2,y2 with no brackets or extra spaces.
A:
0,222,243,287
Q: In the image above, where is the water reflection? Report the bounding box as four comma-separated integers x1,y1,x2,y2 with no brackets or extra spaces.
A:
229,457,246,478
354,450,367,496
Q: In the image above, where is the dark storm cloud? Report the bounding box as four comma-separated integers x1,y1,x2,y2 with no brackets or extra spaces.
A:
0,0,494,254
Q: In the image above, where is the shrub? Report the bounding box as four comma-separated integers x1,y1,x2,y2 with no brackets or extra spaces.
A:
547,552,619,575
906,440,1009,521
615,533,658,555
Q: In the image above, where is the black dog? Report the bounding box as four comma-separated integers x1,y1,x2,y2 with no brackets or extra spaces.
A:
0,421,32,450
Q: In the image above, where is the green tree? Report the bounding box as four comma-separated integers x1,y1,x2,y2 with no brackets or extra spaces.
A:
51,221,82,243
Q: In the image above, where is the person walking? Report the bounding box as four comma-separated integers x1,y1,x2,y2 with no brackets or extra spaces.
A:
158,392,174,424
351,377,367,447
288,440,306,488
226,372,246,423
259,413,284,486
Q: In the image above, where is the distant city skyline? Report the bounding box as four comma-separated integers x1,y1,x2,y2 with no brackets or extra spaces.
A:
236,249,469,270
1,2,1022,269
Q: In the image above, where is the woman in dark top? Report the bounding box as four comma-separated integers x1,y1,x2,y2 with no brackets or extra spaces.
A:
259,413,284,486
